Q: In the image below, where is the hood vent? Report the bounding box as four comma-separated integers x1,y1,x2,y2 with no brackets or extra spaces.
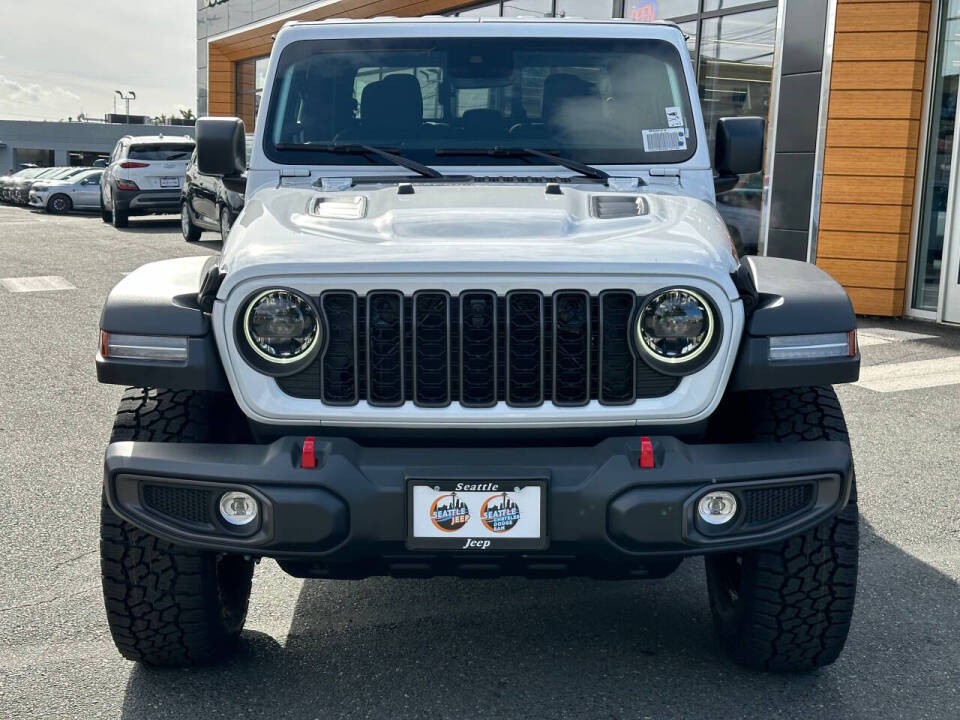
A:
591,195,648,219
308,195,367,220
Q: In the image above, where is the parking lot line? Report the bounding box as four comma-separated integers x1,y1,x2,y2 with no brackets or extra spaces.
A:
857,327,938,347
0,276,77,292
855,355,960,392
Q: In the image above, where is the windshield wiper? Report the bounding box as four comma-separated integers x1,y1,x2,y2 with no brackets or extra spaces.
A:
434,147,616,182
274,142,443,179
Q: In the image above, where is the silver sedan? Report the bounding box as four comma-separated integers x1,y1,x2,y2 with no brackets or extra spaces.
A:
29,169,103,213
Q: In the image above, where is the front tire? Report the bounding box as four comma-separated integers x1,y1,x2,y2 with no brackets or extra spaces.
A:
181,202,202,242
100,388,254,667
47,193,72,214
705,387,858,671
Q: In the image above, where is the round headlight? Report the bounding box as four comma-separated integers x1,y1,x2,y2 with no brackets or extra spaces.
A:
636,288,715,367
243,289,320,364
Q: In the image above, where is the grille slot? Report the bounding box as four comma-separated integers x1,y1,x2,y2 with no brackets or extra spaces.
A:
276,290,681,407
599,291,637,405
321,292,358,405
142,485,211,525
367,291,404,406
553,291,590,406
459,291,497,407
506,292,544,407
413,292,451,407
743,484,815,527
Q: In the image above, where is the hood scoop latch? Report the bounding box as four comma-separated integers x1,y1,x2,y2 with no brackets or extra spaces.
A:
591,195,649,219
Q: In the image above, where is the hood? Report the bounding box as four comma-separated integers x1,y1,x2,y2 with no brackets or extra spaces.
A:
221,184,739,295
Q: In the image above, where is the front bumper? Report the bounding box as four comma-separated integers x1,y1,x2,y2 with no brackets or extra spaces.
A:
28,191,47,208
104,436,854,578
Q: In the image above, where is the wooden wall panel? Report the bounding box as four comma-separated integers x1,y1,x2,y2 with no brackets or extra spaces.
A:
816,0,933,316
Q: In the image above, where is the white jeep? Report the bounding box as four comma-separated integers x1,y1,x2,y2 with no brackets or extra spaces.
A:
96,17,860,671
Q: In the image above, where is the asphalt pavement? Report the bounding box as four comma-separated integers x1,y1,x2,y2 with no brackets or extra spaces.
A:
0,203,957,719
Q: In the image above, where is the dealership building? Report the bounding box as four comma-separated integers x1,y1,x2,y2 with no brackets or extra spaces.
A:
198,0,960,324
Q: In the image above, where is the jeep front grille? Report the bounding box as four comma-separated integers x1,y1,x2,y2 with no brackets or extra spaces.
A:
276,290,680,407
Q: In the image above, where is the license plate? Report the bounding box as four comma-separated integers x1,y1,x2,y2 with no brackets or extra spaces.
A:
160,177,179,188
407,479,547,551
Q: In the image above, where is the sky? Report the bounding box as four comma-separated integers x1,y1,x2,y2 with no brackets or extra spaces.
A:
0,0,196,122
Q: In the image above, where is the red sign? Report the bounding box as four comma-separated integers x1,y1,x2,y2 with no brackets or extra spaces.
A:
629,1,659,22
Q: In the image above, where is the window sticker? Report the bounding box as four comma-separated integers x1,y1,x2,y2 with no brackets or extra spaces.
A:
642,128,687,153
665,106,684,128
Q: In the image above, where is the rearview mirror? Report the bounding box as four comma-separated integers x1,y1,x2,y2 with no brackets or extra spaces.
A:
714,116,765,193
197,116,247,193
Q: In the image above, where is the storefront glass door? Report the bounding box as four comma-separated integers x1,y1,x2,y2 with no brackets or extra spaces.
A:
915,1,960,320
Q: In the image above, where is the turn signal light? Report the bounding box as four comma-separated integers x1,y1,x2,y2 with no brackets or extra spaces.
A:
115,178,140,191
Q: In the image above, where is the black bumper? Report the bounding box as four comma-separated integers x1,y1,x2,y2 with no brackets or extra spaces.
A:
104,436,853,578
114,188,181,214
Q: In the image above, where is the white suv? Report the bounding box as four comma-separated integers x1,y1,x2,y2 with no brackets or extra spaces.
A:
100,134,195,228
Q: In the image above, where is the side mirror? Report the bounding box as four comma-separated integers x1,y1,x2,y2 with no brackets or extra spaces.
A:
197,116,247,193
714,116,765,193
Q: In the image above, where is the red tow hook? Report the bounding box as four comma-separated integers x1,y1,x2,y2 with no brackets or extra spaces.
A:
301,437,317,469
639,437,655,469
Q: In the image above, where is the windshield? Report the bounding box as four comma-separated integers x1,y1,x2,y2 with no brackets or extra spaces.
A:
265,36,695,167
128,143,195,161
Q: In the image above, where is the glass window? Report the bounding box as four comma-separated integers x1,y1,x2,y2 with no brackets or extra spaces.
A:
914,3,960,310
266,37,697,167
698,7,776,256
625,0,698,21
703,0,764,11
502,1,552,17
555,0,615,19
127,144,195,161
236,56,270,129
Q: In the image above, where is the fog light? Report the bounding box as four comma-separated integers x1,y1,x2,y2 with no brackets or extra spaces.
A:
219,491,258,526
698,491,737,525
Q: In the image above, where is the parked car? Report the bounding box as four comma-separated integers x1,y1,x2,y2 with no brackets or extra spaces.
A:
18,166,93,206
29,168,104,213
100,135,195,228
2,167,52,203
95,18,861,672
180,136,252,244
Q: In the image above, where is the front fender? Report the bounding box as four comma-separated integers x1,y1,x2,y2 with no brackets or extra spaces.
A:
729,256,860,391
96,256,227,391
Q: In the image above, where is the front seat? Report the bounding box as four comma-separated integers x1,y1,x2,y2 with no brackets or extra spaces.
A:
541,73,604,142
358,74,425,142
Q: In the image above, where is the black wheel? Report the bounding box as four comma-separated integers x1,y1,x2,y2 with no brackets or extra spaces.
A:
181,202,202,242
100,388,255,667
219,206,233,244
47,193,72,214
705,387,858,672
112,203,129,229
100,191,112,223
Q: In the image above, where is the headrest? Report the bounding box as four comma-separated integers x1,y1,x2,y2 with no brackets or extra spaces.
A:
361,74,424,134
542,73,601,131
462,108,507,135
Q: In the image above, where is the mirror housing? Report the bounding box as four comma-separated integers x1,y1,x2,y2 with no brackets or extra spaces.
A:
714,116,765,193
197,116,246,179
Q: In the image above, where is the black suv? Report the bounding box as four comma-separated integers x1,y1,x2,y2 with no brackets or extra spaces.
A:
180,137,251,244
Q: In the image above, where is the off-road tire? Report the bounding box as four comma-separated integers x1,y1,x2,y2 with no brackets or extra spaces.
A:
47,193,72,214
100,388,254,666
181,202,202,242
705,386,858,672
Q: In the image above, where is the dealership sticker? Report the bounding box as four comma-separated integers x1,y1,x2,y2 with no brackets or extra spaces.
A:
430,493,470,532
642,128,687,153
665,106,684,127
481,492,522,533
